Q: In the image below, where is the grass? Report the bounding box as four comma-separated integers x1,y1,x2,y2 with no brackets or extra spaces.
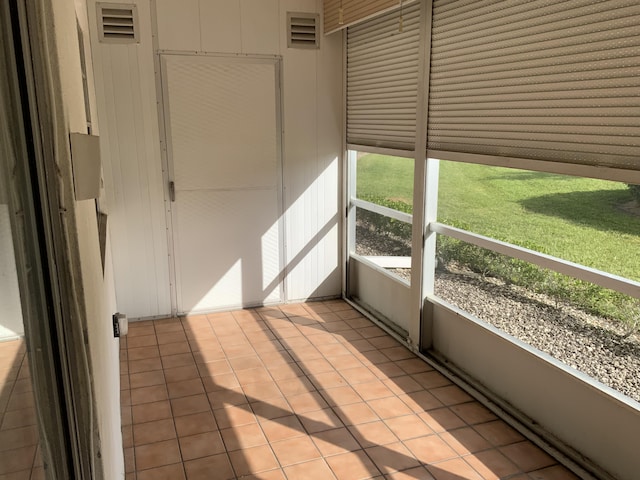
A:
356,153,640,326
356,154,414,206
438,162,640,282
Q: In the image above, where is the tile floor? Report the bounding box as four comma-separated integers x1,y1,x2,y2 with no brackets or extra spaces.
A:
120,300,579,480
0,338,44,479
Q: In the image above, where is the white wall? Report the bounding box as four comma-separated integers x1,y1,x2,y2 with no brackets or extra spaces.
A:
53,0,124,477
87,0,171,319
0,205,24,340
91,0,342,318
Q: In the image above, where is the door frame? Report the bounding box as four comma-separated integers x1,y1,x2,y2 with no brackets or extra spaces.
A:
158,53,286,315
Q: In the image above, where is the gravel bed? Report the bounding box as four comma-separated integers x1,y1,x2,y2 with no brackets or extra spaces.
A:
356,224,640,403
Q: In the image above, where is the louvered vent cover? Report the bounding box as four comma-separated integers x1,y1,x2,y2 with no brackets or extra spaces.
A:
287,13,320,49
97,3,139,43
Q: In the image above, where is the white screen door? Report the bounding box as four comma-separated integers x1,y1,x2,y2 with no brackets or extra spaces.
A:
161,55,283,314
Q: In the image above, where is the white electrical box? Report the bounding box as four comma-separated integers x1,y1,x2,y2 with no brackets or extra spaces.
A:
70,133,101,201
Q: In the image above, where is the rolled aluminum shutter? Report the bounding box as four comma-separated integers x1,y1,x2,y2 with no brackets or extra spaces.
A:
347,2,422,152
428,0,640,170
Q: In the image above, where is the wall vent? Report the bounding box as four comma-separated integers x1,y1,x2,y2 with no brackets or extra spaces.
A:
97,3,139,44
287,13,320,49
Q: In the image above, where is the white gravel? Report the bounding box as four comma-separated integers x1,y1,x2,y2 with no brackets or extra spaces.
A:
356,224,640,404
435,267,640,404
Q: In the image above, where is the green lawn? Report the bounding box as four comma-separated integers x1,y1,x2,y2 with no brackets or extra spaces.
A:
357,154,415,205
438,162,640,283
357,154,640,281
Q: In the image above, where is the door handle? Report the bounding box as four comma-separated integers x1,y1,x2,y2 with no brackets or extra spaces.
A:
169,181,176,202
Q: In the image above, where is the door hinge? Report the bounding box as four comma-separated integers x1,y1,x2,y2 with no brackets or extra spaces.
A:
169,181,175,202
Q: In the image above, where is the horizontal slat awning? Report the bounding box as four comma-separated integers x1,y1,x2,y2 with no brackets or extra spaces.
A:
324,0,419,34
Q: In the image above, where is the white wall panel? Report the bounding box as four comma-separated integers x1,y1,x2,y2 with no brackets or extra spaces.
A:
88,0,171,318
279,0,342,301
240,0,280,55
199,0,242,53
350,258,412,333
157,0,341,303
0,205,24,340
156,0,200,52
92,0,341,317
315,26,343,298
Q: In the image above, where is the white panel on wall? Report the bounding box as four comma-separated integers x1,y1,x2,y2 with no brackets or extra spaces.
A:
88,0,171,318
314,23,343,297
279,0,342,300
0,205,24,339
156,0,200,51
93,0,341,315
199,0,242,53
240,0,280,55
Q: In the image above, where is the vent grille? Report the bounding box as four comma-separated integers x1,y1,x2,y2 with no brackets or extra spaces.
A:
287,13,320,49
97,3,139,43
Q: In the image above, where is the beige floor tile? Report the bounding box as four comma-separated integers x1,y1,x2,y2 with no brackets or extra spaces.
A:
136,462,185,480
464,449,520,480
130,385,168,406
135,439,181,470
450,402,498,425
528,464,581,480
158,342,191,357
117,303,575,480
299,407,343,433
366,396,414,419
352,380,395,401
404,434,458,464
311,427,360,457
287,391,328,414
365,441,421,474
325,450,381,480
259,415,306,442
322,386,363,407
427,458,483,480
164,365,200,383
384,414,434,441
131,400,172,424
170,394,210,417
220,423,267,451
129,370,165,389
229,444,279,476
271,436,321,466
127,346,160,361
214,405,256,430
175,411,217,437
249,396,292,420
335,402,380,426
133,419,176,446
167,378,205,399
499,441,556,472
473,420,525,447
348,420,399,448
179,431,226,461
284,459,337,480
440,427,492,455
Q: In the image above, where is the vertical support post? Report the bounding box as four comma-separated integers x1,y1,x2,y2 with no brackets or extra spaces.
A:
409,0,434,349
421,157,439,348
344,149,357,298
